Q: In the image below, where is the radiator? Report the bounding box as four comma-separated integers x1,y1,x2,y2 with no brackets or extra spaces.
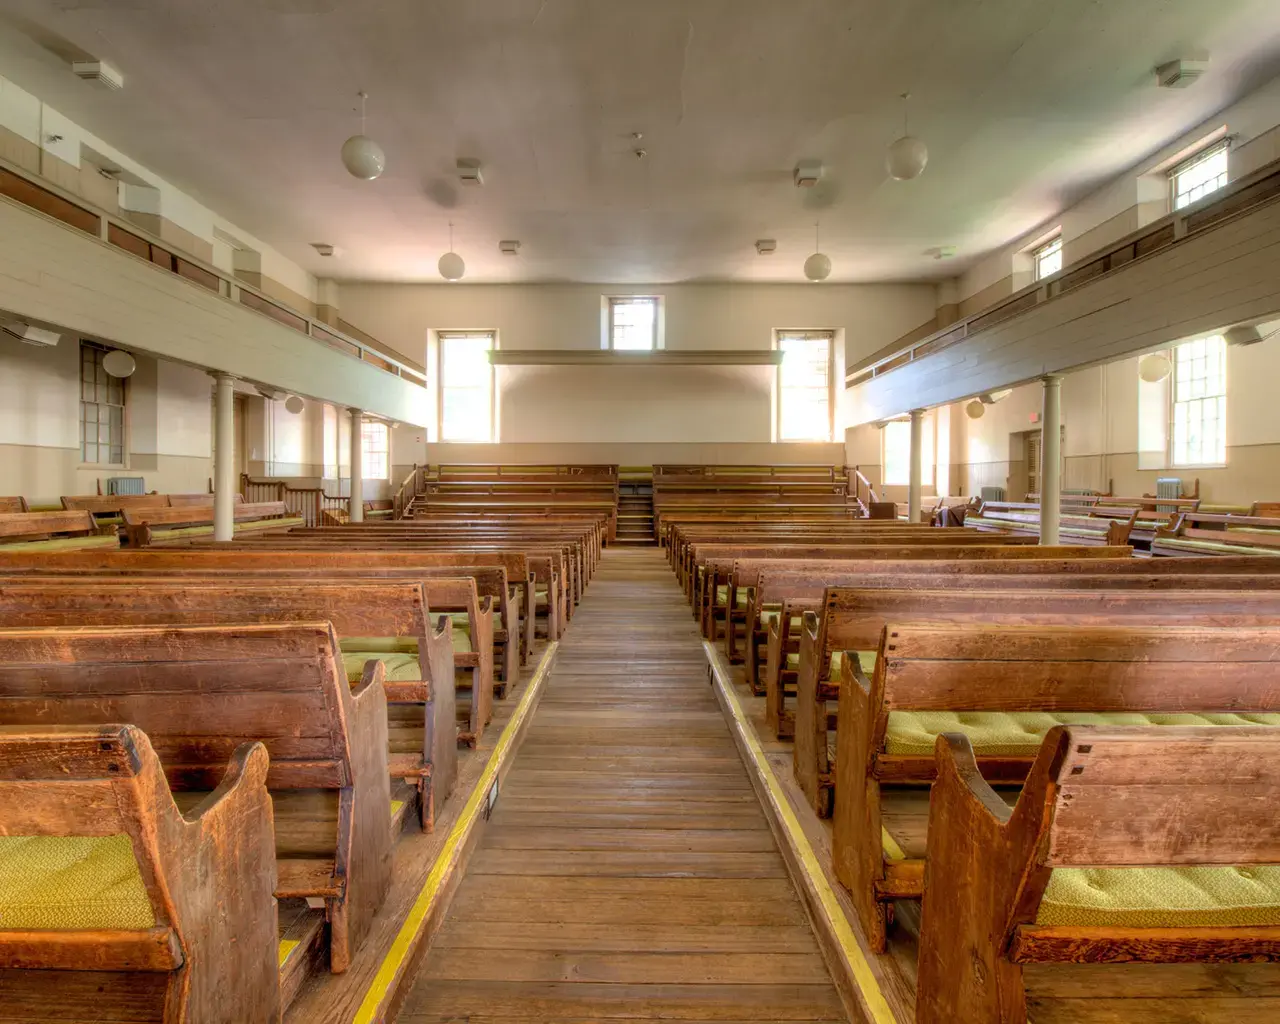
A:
980,486,1006,503
1155,477,1183,515
106,476,145,496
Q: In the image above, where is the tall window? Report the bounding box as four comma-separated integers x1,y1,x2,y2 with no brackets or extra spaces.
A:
438,331,495,442
361,420,389,479
80,342,125,465
608,297,658,350
777,331,833,441
1172,145,1228,210
1171,335,1226,466
882,415,934,486
1033,236,1063,281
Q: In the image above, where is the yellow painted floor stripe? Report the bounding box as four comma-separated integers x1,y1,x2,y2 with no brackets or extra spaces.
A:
352,641,558,1024
706,642,900,1024
277,938,299,968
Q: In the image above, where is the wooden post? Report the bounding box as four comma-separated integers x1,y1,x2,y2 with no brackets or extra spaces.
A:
349,407,364,523
213,372,236,542
1040,375,1062,545
908,408,924,523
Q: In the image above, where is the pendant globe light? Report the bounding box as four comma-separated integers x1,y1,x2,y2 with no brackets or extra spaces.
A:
341,91,386,181
101,349,136,379
1138,352,1173,383
803,221,831,282
886,92,928,181
438,222,466,282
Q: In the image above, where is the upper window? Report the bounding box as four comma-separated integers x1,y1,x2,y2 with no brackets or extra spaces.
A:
777,331,833,442
80,342,125,465
608,297,659,351
1033,236,1063,281
1171,335,1226,466
1172,145,1229,211
361,420,390,480
438,331,495,442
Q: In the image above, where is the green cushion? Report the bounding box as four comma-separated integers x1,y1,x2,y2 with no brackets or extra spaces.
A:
1158,537,1280,556
712,585,749,609
759,610,803,629
0,835,154,930
884,711,1280,757
786,650,877,674
340,636,418,655
338,637,422,683
0,534,120,552
1039,866,1280,928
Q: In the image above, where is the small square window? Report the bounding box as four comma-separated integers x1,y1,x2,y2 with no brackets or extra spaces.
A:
607,297,659,351
1034,237,1063,281
1172,145,1229,211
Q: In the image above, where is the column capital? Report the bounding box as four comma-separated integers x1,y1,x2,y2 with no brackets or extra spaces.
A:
209,370,237,384
1039,373,1064,386
909,407,926,417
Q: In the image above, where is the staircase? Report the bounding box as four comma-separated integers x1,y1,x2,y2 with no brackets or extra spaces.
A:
615,471,655,545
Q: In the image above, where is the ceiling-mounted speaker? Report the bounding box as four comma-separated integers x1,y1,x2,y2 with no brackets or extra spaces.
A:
1224,325,1266,347
1,321,62,347
1156,59,1209,89
72,60,124,91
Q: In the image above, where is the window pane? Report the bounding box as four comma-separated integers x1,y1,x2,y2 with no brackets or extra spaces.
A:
610,298,656,351
777,334,831,441
438,334,495,442
1035,237,1063,280
1171,335,1226,465
1174,148,1228,210
883,421,911,485
361,421,390,480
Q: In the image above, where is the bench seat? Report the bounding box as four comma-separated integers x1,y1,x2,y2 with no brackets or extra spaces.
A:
0,834,153,930
1155,536,1280,556
1039,865,1280,929
883,709,1280,756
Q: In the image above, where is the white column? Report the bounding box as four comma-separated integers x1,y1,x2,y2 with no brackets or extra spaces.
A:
349,408,364,523
213,373,236,542
907,408,924,523
1040,375,1063,546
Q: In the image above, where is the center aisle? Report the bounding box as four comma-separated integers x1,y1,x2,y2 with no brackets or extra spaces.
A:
399,546,848,1023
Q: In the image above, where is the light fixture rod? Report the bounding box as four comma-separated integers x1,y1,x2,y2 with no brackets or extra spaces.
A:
901,92,910,136
358,91,368,134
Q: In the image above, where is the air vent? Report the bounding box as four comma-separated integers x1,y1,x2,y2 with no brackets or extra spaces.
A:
1156,59,1208,89
72,60,124,91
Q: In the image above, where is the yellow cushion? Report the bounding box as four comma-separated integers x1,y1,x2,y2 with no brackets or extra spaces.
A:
340,651,422,683
340,636,418,655
0,835,154,930
884,711,1280,757
1038,866,1280,928
1159,537,1280,556
785,650,877,674
0,534,120,552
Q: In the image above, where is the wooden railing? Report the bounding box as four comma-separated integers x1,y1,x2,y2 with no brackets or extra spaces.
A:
0,156,426,386
239,475,347,527
845,154,1280,390
849,466,880,514
393,464,428,520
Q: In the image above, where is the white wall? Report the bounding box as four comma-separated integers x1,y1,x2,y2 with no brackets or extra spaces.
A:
337,281,933,461
0,334,213,504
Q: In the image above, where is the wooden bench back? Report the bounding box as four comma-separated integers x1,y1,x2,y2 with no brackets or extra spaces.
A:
62,494,170,514
0,621,356,790
0,496,29,514
694,543,1110,564
822,587,1280,655
731,554,1280,581
120,501,288,528
0,509,96,540
871,623,1280,713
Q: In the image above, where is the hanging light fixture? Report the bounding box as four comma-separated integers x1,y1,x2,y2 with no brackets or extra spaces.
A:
965,399,986,420
1138,352,1173,383
803,221,831,282
438,222,466,282
341,91,386,180
886,92,928,181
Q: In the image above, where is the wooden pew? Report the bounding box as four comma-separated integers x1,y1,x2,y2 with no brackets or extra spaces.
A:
0,548,532,691
965,502,1137,546
1153,509,1280,557
829,622,1280,952
0,509,113,549
0,622,392,973
0,724,279,1023
121,501,298,546
0,581,459,829
0,496,29,514
749,566,1280,723
918,724,1280,1023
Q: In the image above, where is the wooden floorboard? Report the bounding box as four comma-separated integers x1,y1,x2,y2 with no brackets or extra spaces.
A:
399,548,847,1023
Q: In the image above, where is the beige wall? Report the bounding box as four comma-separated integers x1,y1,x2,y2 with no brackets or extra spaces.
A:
337,281,934,459
941,334,1280,506
0,332,213,505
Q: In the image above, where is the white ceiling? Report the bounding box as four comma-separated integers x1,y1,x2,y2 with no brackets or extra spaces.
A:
3,0,1280,284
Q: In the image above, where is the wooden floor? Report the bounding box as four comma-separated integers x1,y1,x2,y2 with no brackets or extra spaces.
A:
399,547,848,1023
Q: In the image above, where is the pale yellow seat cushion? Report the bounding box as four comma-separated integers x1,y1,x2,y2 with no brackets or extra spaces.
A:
786,649,877,675
0,834,154,930
1159,537,1280,556
446,613,473,652
883,711,1280,757
338,636,422,683
1039,866,1280,928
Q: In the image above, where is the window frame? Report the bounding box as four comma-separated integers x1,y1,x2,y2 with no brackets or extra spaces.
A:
79,341,127,468
1033,236,1063,282
606,296,660,351
1170,142,1229,212
360,419,390,480
775,329,835,443
437,330,497,443
1169,335,1227,468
